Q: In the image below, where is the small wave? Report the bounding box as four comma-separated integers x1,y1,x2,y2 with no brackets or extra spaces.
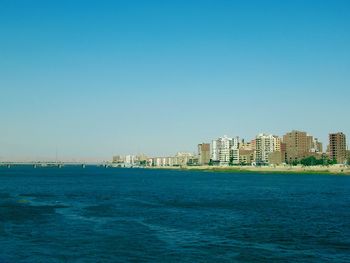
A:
0,193,11,198
19,193,56,198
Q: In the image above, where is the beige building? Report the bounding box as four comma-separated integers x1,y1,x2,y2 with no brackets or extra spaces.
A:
175,152,194,166
112,155,125,163
250,139,256,150
239,149,255,165
136,154,148,162
268,151,282,165
198,143,210,165
268,142,288,165
274,136,281,152
239,140,254,151
329,132,347,164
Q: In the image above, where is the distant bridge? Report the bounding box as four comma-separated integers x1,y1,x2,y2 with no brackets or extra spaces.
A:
0,162,110,168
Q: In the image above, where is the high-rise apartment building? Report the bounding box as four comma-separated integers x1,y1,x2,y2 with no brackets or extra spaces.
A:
283,130,310,163
211,135,239,166
198,143,210,165
329,132,347,164
255,134,280,165
273,136,281,152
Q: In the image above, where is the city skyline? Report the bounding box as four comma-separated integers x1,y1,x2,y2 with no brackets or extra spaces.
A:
1,129,347,163
112,131,348,168
1,1,350,161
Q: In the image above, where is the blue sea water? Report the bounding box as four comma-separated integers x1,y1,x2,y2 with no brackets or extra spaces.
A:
0,166,349,262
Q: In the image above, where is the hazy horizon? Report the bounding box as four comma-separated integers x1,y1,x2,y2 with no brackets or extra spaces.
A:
1,0,350,161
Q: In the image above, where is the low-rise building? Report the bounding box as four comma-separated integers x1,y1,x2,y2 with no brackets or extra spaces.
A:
148,156,178,167
268,151,283,165
187,156,199,166
136,154,148,163
112,155,125,164
175,152,194,166
239,149,255,165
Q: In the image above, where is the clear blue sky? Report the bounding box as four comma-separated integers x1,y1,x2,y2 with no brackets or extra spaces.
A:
1,0,349,161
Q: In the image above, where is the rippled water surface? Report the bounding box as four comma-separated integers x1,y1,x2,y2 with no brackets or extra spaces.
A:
0,166,349,262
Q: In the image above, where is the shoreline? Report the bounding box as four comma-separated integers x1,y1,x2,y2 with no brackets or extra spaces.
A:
145,165,350,175
3,163,348,175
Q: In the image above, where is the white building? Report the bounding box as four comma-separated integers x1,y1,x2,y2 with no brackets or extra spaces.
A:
255,134,280,165
211,135,239,166
230,148,240,165
125,155,136,166
148,153,194,167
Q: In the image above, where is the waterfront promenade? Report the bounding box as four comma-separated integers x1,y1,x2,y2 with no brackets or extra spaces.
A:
147,164,350,175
